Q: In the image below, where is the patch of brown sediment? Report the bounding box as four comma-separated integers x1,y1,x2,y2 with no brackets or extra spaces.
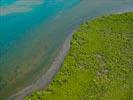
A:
8,32,73,100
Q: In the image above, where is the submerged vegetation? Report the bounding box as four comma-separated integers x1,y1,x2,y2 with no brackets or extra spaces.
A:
26,12,133,100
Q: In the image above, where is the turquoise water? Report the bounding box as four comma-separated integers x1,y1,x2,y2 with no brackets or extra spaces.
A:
0,0,14,6
0,0,133,99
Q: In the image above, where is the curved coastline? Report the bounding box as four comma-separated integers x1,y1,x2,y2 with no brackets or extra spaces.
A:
0,0,132,99
26,11,133,99
9,10,133,100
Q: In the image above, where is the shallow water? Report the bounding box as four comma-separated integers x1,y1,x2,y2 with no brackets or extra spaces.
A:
0,0,133,99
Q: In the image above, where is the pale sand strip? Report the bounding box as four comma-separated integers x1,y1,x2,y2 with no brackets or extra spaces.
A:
8,32,73,100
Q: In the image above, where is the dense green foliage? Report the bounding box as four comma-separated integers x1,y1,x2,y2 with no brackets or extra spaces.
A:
26,12,133,100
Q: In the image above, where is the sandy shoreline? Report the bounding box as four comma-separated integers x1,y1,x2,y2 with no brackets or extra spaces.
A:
8,31,74,100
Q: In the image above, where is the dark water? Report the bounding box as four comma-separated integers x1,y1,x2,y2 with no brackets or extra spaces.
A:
0,0,133,99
